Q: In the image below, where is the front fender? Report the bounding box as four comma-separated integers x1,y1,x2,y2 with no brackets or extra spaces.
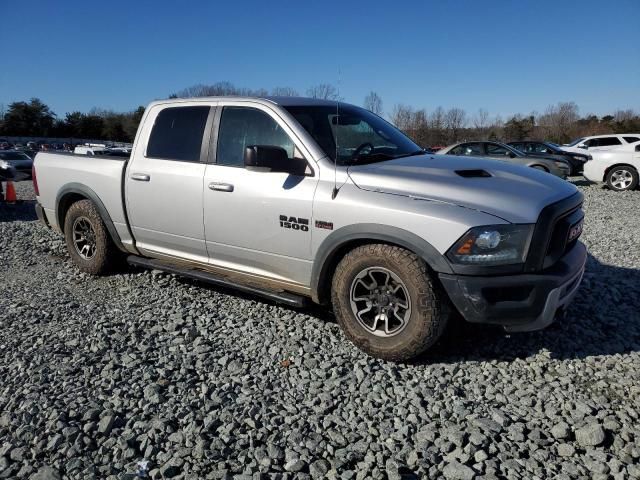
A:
310,223,452,303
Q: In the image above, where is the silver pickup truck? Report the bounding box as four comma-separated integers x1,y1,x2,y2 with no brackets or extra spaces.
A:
34,96,587,361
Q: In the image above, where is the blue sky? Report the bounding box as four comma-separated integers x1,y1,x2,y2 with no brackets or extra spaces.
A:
1,0,638,119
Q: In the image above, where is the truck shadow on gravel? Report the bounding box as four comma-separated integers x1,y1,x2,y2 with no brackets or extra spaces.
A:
0,200,37,223
427,253,640,363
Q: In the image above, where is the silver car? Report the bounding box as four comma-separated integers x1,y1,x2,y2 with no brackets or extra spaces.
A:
437,141,570,178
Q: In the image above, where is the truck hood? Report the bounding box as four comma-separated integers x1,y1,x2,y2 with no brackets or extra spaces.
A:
347,154,578,224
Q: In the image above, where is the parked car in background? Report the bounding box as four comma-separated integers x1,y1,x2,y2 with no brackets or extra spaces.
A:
74,146,108,156
0,158,17,200
561,134,640,154
584,141,640,191
508,140,589,175
0,150,33,180
437,141,570,178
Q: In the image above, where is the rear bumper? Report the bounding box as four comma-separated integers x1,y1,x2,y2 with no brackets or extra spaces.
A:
439,241,587,331
35,202,50,228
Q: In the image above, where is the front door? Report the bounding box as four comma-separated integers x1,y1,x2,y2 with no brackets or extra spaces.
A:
126,104,213,263
203,104,318,286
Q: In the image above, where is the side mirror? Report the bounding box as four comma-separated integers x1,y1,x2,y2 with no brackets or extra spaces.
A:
508,152,516,158
578,145,588,150
244,145,305,175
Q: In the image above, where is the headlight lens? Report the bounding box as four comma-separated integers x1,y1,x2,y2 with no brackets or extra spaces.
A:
447,224,534,266
572,155,586,161
0,160,9,169
554,161,569,169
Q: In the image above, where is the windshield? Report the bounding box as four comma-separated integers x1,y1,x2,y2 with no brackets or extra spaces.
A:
566,137,585,147
284,105,422,165
0,152,30,161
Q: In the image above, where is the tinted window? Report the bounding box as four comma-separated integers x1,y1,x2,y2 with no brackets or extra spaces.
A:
450,143,483,156
510,143,525,152
594,137,622,147
623,136,640,143
216,107,295,167
486,144,511,156
147,106,210,161
531,143,552,153
0,152,30,160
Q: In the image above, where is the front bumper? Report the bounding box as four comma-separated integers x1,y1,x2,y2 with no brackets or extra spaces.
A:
439,241,586,332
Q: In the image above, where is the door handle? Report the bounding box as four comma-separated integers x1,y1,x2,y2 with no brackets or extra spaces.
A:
130,173,150,182
208,182,234,192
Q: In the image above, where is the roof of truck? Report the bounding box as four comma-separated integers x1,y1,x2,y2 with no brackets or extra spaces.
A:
149,96,350,108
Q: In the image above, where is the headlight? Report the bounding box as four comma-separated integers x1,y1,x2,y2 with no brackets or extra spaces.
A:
572,155,586,161
554,161,570,170
0,160,10,169
447,224,534,266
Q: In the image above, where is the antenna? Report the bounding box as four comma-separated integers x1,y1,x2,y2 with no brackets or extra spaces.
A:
331,68,341,200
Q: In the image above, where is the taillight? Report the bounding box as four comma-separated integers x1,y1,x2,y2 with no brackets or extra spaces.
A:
32,163,39,196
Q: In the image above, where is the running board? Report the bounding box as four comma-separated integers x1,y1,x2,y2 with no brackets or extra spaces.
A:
126,255,307,308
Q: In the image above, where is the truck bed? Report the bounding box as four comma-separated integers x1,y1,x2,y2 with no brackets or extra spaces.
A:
34,151,132,246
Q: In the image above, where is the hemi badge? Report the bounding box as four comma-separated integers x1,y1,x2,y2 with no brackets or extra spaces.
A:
315,220,334,230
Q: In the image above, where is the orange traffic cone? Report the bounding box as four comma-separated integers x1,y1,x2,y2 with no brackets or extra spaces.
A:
4,181,17,203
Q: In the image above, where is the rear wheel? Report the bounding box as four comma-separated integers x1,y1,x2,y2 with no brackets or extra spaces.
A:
63,199,119,274
606,166,638,191
331,244,449,361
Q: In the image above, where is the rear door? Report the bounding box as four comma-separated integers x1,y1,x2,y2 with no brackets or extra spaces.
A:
202,103,318,286
125,103,215,263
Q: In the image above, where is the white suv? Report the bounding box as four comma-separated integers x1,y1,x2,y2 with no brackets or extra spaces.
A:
561,134,640,154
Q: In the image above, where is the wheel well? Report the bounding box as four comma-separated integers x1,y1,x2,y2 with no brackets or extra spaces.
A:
57,192,88,229
315,239,428,305
604,163,638,178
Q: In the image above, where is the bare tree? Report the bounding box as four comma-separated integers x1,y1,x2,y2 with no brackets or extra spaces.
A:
390,104,414,131
271,86,299,97
472,108,490,139
444,107,467,142
363,91,383,115
306,83,340,100
539,101,579,143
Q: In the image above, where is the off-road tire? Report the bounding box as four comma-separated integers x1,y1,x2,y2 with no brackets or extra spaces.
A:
606,166,638,191
331,244,449,361
63,199,119,275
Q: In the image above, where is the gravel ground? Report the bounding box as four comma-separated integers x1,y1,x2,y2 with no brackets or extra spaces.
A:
1,180,639,480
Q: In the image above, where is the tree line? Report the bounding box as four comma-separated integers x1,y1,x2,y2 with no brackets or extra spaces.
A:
1,82,638,146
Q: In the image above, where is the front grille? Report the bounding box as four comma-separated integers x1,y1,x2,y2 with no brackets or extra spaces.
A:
524,192,584,272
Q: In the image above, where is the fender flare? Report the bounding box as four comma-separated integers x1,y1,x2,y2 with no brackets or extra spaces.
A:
310,223,452,303
55,183,127,253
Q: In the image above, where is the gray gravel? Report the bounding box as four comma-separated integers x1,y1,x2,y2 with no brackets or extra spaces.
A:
1,179,639,480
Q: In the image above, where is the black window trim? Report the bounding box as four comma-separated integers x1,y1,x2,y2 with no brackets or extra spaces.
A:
210,104,315,177
144,105,214,163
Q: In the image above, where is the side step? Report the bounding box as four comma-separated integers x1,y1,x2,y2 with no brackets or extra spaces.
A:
127,255,307,308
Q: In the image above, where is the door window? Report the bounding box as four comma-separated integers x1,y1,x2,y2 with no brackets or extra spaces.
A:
590,137,622,147
485,144,511,156
532,143,552,153
216,107,295,167
450,143,483,156
623,136,640,143
146,106,210,161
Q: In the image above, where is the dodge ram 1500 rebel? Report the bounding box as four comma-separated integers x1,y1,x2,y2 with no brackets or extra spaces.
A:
34,97,587,361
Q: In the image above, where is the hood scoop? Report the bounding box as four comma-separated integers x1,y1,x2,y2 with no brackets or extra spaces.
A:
455,169,492,178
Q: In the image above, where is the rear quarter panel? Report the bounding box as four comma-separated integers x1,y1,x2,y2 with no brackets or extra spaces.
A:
35,152,129,242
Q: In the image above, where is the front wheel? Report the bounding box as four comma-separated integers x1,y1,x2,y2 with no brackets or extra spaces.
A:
606,166,638,191
63,199,119,275
331,244,449,361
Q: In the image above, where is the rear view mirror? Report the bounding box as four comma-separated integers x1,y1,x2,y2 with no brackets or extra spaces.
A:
244,145,306,175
